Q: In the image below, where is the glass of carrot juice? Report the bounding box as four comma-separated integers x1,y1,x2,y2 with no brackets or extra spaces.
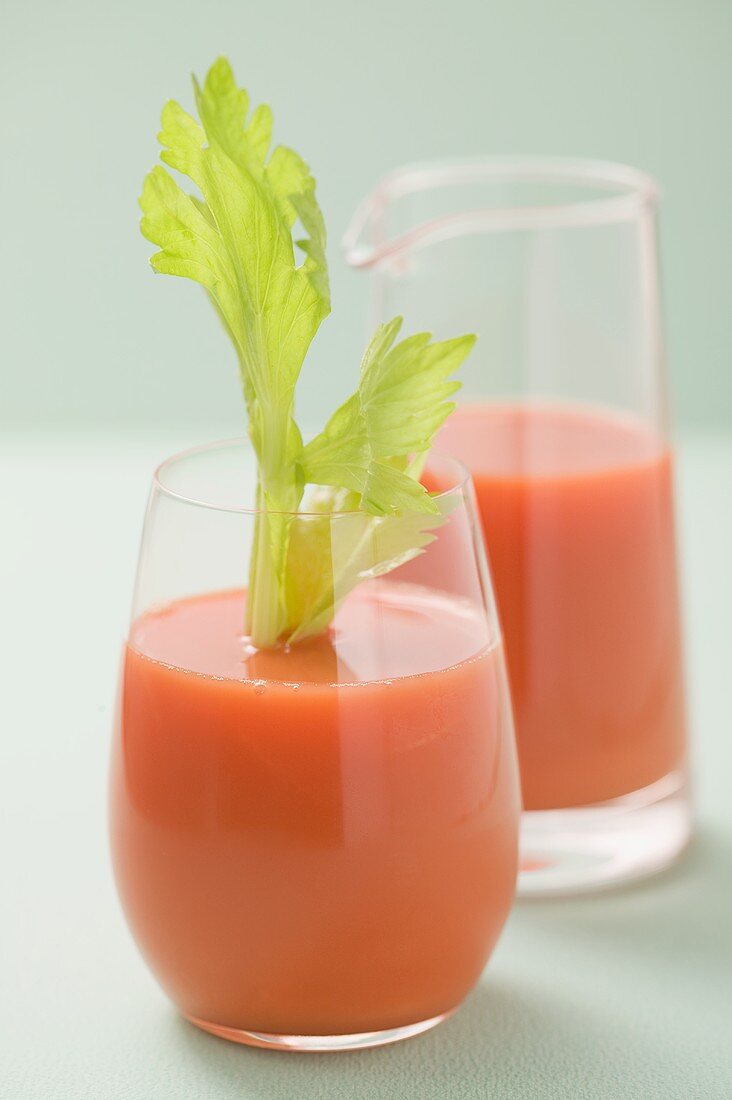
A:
110,442,520,1050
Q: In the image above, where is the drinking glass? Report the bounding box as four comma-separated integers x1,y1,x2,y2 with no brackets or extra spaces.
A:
344,158,690,895
109,439,520,1050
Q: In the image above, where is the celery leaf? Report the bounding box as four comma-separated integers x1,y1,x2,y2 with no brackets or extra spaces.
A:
302,319,475,515
140,59,477,648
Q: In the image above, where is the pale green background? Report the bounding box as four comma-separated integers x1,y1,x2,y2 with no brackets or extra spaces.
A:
1,0,730,434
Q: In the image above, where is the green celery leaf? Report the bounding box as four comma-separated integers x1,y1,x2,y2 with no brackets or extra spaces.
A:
140,59,477,648
140,57,330,646
301,318,475,515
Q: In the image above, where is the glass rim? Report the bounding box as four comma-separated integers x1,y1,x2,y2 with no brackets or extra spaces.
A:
153,437,473,516
342,156,660,269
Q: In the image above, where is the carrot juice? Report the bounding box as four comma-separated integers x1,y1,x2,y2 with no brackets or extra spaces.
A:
110,580,519,1038
438,403,686,811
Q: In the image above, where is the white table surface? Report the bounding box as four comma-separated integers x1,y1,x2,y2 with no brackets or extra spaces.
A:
2,430,731,1100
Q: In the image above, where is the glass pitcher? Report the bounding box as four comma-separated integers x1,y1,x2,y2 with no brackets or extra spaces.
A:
344,157,690,895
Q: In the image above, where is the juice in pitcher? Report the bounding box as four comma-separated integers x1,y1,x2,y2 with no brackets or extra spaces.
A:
440,401,686,811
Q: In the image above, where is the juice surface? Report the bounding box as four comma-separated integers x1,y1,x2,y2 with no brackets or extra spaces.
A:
110,581,519,1035
438,402,686,810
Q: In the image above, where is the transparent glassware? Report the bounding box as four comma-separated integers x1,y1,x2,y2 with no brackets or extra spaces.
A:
344,158,691,896
109,439,520,1051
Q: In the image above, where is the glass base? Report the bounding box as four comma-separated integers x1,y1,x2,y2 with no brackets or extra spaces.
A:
517,770,691,898
184,1009,454,1051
